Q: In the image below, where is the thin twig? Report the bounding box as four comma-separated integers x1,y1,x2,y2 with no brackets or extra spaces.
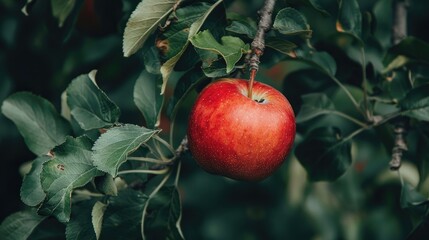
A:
390,120,408,170
175,135,188,159
329,75,362,113
149,135,188,170
360,47,371,120
141,171,172,240
153,135,176,156
389,0,410,171
392,0,409,44
329,111,368,128
117,168,170,175
128,156,171,164
246,0,277,98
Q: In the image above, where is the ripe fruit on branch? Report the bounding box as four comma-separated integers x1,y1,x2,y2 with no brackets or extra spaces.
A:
187,78,296,181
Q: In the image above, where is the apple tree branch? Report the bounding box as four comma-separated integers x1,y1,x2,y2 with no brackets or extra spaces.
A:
246,0,277,98
389,0,410,170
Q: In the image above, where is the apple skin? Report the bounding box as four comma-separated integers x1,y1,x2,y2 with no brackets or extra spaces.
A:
187,78,296,181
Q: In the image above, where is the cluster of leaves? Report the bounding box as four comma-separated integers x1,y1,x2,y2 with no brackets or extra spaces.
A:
0,0,317,238
1,0,429,239
289,0,429,238
0,70,183,239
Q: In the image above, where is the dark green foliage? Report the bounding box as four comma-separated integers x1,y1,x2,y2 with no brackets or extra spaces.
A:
2,0,429,239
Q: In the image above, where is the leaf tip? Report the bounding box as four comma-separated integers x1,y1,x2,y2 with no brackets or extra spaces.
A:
336,21,345,33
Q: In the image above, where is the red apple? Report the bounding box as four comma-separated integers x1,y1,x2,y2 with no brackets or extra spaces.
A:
187,78,296,181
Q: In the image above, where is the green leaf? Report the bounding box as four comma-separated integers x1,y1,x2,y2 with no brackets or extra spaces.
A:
399,84,429,121
94,174,118,196
273,7,312,38
143,45,162,74
134,70,164,129
21,0,35,16
0,210,47,240
337,0,362,39
20,156,50,207
92,201,107,240
38,136,103,222
66,72,120,130
201,58,229,77
295,127,352,181
167,67,208,119
1,92,72,156
190,30,249,73
92,124,158,177
400,182,429,209
266,38,297,55
160,3,211,60
225,13,257,38
122,0,178,57
160,0,223,94
300,0,329,15
383,37,429,72
382,55,410,74
145,186,184,240
65,200,97,240
100,189,148,240
406,213,429,240
296,50,337,76
50,0,76,27
311,51,337,76
296,93,335,122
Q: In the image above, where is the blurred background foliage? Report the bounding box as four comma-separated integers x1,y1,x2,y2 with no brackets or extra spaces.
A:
1,0,429,239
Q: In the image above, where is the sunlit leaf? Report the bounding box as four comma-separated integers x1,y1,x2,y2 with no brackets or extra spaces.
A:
21,0,35,15
190,30,249,73
100,189,148,239
20,156,50,207
296,93,335,122
383,37,429,72
92,124,158,177
382,55,410,74
336,0,362,39
399,84,429,121
160,0,223,94
92,201,107,240
134,70,163,129
273,7,312,38
295,127,352,181
0,210,47,240
160,3,211,60
1,92,72,156
38,136,103,222
66,72,120,130
123,0,178,57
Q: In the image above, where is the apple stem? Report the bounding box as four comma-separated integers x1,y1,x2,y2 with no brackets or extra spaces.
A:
246,0,276,97
248,69,257,98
